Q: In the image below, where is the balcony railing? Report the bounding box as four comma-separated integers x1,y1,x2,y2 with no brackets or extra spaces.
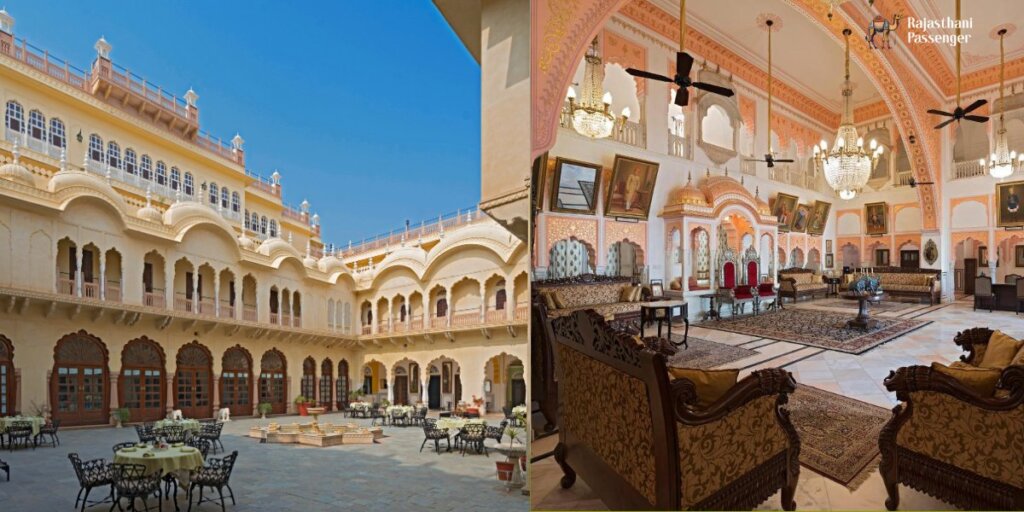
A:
105,282,121,302
514,304,529,320
431,316,449,329
740,158,756,176
293,315,301,328
57,276,74,295
895,171,913,187
197,298,215,317
242,305,257,322
282,205,305,223
4,37,90,92
484,309,507,323
338,207,483,259
270,312,279,324
174,296,194,313
246,170,280,197
669,133,690,160
451,309,480,327
5,128,62,160
361,324,372,335
559,100,646,149
953,160,986,180
143,291,165,308
220,301,234,319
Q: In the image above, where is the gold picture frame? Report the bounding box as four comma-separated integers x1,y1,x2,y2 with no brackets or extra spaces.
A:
996,180,1024,228
791,203,812,233
771,193,799,232
549,157,602,215
604,155,659,219
865,202,888,235
807,200,832,236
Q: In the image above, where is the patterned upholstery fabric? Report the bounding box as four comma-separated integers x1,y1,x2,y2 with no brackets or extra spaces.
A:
723,262,736,289
539,282,644,318
746,262,758,287
677,396,789,508
848,272,937,293
896,390,1024,489
556,344,657,505
546,302,639,319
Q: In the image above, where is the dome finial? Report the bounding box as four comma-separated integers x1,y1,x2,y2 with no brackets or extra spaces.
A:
687,171,692,184
145,186,152,207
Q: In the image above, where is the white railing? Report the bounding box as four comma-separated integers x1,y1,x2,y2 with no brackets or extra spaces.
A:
5,128,63,160
613,119,646,149
669,133,690,159
740,158,756,175
953,160,987,180
895,171,913,187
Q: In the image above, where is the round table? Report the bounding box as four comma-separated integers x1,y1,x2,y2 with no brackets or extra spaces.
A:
0,416,45,437
841,292,885,331
493,444,527,491
697,293,720,320
154,419,201,434
435,418,486,432
824,277,843,297
114,445,204,478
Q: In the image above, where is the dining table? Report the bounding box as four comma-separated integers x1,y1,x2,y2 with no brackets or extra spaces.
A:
154,419,202,434
0,415,45,437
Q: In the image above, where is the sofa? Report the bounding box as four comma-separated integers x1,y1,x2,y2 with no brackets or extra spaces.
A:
535,275,651,319
778,269,827,302
549,309,801,510
846,267,941,305
879,327,1024,510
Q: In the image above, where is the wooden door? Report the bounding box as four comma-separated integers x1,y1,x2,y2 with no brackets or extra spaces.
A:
175,342,212,419
119,337,165,422
259,350,287,414
220,346,252,417
335,360,349,410
319,359,333,411
51,331,109,426
965,258,978,294
393,376,408,405
900,250,920,268
428,376,441,409
510,378,526,407
0,336,13,417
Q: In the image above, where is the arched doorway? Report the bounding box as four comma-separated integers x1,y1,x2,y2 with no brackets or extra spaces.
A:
220,345,253,418
426,357,460,411
484,354,526,413
361,360,387,403
175,341,213,419
336,359,350,410
301,357,316,403
319,359,333,411
391,358,417,406
51,330,109,426
259,349,287,414
119,336,166,422
0,335,14,416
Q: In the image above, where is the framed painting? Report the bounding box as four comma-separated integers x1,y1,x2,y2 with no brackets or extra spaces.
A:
532,151,548,213
865,202,888,235
807,200,832,236
771,193,799,232
979,246,988,266
442,362,452,394
791,203,812,233
549,157,602,214
826,240,833,253
604,155,659,219
996,180,1024,228
825,253,834,268
1016,246,1024,267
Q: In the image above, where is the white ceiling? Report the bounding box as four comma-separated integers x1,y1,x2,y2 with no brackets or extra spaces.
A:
651,0,883,112
908,0,1024,72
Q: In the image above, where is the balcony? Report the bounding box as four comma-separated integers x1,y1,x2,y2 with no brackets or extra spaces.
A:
174,296,194,313
953,160,986,180
558,100,646,149
143,291,165,308
270,312,279,324
338,207,484,260
197,298,215,317
361,303,529,340
361,324,372,335
451,309,480,327
242,305,257,322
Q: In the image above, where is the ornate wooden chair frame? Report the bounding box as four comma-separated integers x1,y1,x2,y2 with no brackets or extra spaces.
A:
716,249,755,317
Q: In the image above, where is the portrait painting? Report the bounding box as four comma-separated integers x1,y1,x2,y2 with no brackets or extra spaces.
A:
550,157,601,214
605,155,659,219
826,240,833,253
996,180,1024,228
771,193,799,232
807,200,832,236
825,253,834,268
979,246,988,266
865,202,888,235
791,203,812,233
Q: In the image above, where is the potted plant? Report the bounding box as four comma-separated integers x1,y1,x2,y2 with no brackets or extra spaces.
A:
294,395,309,416
112,408,130,428
496,423,524,481
258,402,272,419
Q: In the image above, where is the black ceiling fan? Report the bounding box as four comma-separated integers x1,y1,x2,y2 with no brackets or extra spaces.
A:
929,0,988,130
624,0,733,107
745,19,794,169
907,177,934,188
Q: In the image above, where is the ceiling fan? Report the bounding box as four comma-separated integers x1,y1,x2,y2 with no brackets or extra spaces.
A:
745,19,794,168
928,0,988,129
624,0,734,106
907,177,934,188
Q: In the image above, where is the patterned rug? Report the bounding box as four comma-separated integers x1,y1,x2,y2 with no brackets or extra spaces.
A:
789,385,891,490
699,309,930,354
665,336,758,369
810,298,921,312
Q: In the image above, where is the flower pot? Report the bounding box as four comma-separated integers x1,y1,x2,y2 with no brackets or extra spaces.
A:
496,461,515,481
298,403,309,416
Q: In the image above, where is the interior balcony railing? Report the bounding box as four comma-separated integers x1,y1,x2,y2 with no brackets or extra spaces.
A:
242,304,257,322
669,132,691,160
269,311,279,325
174,294,194,313
895,171,913,187
953,160,987,180
143,290,165,308
740,158,756,176
558,100,646,149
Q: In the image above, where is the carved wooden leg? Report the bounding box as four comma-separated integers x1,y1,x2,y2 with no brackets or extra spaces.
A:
781,479,797,511
554,442,576,489
879,445,900,510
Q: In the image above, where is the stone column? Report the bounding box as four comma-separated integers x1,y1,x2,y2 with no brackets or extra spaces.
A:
75,246,84,297
108,373,119,425
386,299,392,333
99,250,106,300
505,276,515,320
445,288,453,327
165,261,174,310
213,271,220,317
370,301,378,334
191,268,199,312
166,375,175,416
212,373,220,413
479,281,486,322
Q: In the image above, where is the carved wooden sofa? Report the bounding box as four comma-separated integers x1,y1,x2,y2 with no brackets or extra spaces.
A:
549,310,800,510
535,274,651,319
777,268,827,302
846,267,941,305
879,327,1024,510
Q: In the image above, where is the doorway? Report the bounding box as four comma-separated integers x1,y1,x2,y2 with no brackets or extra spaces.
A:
394,376,408,405
964,258,978,295
428,375,441,409
900,250,920,268
510,379,526,407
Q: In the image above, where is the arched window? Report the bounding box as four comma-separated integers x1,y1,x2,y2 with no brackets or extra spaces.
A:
49,118,66,148
220,187,229,210
436,297,448,317
183,172,194,196
106,142,121,169
209,183,218,205
244,209,251,230
140,155,152,180
170,167,180,190
5,101,24,132
28,109,45,140
88,134,104,161
231,192,240,212
124,149,137,175
269,220,278,238
0,335,14,417
336,359,349,409
155,161,167,186
320,359,333,411
250,212,259,232
302,357,316,402
260,216,268,235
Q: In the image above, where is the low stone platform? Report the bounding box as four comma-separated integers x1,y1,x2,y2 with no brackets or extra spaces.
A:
248,421,381,446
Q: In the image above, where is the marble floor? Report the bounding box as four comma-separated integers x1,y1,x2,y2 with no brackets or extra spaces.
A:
0,412,529,511
532,298,1023,510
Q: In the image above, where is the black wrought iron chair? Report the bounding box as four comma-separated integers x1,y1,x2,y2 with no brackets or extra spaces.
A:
187,451,238,512
185,437,211,459
460,423,488,457
389,409,407,427
34,418,60,447
411,406,427,427
198,422,224,454
974,277,995,312
7,421,34,451
68,453,114,512
0,457,7,481
485,419,508,445
419,418,450,454
113,441,138,453
135,424,156,444
157,425,188,444
369,406,387,426
111,462,163,512
502,406,517,427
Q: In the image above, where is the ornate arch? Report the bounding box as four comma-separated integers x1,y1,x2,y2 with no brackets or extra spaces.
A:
51,330,109,426
0,334,14,416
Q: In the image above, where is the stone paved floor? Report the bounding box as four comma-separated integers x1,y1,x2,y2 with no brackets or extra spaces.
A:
0,412,529,511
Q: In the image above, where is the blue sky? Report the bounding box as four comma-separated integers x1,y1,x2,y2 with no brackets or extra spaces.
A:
8,1,480,245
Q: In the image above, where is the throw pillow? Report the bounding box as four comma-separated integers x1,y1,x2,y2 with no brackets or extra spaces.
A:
631,335,648,350
667,368,740,408
551,290,568,309
538,291,557,310
1011,344,1024,367
620,286,634,302
630,285,643,302
979,331,1023,369
931,362,1002,397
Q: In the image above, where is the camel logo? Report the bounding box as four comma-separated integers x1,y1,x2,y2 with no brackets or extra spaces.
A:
865,13,902,49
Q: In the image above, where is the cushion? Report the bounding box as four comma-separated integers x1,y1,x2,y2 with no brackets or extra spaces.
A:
1011,345,1024,367
979,331,1023,369
551,290,568,310
972,344,988,365
630,285,643,302
620,285,635,302
667,368,740,408
931,362,1002,397
670,277,682,290
540,291,557,310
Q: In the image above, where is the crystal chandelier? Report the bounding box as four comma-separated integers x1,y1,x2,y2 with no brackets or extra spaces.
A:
984,28,1023,179
813,29,881,200
566,39,629,139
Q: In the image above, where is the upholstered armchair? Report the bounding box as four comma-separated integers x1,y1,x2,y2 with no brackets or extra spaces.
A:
549,310,801,510
879,328,1024,510
973,277,994,312
716,260,756,317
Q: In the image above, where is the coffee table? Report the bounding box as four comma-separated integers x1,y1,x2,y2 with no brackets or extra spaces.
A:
841,292,885,331
825,277,843,298
639,300,688,349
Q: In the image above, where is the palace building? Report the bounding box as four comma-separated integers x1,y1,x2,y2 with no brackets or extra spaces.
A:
0,9,528,427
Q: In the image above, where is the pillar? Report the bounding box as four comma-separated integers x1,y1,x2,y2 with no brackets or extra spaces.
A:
75,245,84,297
445,288,453,327
166,375,175,415
505,276,515,320
370,301,378,334
191,267,199,311
165,261,174,310
98,250,106,300
213,271,221,317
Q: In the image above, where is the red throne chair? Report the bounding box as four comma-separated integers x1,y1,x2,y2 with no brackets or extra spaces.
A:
716,258,756,317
